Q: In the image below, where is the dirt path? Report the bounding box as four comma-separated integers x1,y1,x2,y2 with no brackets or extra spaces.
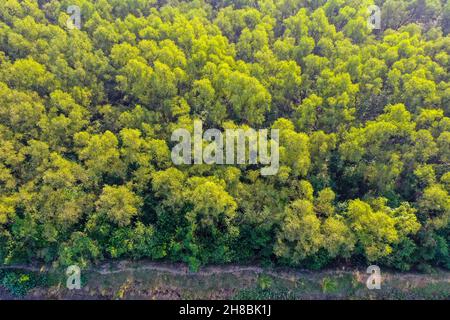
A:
1,260,449,300
2,260,449,282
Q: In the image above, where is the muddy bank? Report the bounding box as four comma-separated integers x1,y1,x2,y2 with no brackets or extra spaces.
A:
1,261,449,300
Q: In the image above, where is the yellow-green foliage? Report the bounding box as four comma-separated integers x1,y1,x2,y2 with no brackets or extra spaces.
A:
0,0,448,270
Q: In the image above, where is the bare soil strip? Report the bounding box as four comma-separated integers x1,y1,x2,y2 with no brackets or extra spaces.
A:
1,261,449,299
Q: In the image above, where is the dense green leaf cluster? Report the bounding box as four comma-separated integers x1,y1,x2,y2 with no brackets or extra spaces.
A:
0,0,448,271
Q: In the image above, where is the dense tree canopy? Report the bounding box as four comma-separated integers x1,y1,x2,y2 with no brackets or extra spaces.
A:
0,0,448,271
